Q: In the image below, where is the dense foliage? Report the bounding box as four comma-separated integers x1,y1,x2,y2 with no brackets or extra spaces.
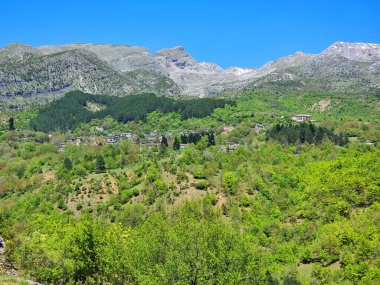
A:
1,90,380,284
29,91,235,132
267,122,349,146
0,139,379,284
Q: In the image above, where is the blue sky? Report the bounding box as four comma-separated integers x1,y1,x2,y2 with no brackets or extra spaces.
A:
1,0,379,68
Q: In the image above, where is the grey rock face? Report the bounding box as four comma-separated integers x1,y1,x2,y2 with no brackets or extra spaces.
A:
1,48,134,97
258,51,314,73
155,46,223,73
153,46,228,97
248,53,380,93
153,42,380,96
247,42,380,93
321,41,380,62
0,44,180,105
37,43,163,73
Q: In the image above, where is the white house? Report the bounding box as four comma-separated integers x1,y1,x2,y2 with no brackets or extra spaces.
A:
292,114,312,122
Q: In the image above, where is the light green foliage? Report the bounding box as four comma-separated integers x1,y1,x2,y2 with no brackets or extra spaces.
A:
223,171,238,194
192,165,207,179
147,165,160,182
1,140,379,285
146,111,181,131
0,90,379,284
195,135,209,150
24,157,43,177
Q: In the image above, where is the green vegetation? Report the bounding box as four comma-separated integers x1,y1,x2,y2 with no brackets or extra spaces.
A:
8,117,15,131
267,122,349,146
29,91,235,132
0,90,379,284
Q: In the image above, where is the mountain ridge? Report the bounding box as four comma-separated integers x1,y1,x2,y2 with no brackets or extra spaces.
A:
1,41,379,106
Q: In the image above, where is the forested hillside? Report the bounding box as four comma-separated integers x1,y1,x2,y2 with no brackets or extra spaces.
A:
29,91,235,132
0,90,379,284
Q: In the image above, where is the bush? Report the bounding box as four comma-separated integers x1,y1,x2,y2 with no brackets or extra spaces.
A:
204,194,218,205
76,202,83,211
240,196,252,207
223,172,238,194
120,188,140,204
195,180,209,190
193,166,207,179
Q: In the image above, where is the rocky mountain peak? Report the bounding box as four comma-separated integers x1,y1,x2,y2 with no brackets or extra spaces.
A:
154,45,225,89
156,46,187,56
2,43,35,52
259,50,314,73
36,43,162,73
294,51,306,56
0,43,39,61
155,46,196,70
322,41,380,62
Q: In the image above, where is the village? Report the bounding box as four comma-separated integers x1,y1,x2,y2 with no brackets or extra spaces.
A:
11,114,317,153
40,122,270,153
58,128,251,152
8,112,318,155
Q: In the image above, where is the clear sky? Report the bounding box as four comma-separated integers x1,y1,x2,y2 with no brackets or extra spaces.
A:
1,0,379,68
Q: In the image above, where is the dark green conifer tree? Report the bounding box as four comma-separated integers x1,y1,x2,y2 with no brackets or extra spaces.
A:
315,127,325,144
161,136,168,147
63,157,73,170
9,117,15,131
173,137,180,150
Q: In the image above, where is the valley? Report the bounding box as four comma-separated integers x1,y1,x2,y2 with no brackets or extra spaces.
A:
0,88,379,284
1,0,380,282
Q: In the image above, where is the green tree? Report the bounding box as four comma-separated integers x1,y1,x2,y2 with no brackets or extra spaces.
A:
96,155,106,173
223,172,238,194
161,135,168,147
283,270,301,285
120,156,127,168
9,117,15,131
196,135,209,150
63,157,72,170
66,216,101,283
173,136,180,150
315,126,324,144
129,202,266,284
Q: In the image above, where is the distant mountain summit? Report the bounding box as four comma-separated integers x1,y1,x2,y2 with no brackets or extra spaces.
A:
322,41,380,62
36,43,161,73
1,41,379,106
249,42,380,93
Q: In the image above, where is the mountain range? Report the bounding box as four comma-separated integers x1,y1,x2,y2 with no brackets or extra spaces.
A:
1,41,379,106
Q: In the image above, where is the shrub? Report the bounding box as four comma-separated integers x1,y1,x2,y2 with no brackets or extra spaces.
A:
240,196,252,207
193,166,207,179
223,172,238,194
195,180,209,190
76,202,83,211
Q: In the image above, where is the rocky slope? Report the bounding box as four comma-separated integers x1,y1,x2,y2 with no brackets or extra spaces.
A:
1,41,379,105
321,42,380,62
248,42,380,93
36,43,164,73
152,41,380,96
0,43,179,106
